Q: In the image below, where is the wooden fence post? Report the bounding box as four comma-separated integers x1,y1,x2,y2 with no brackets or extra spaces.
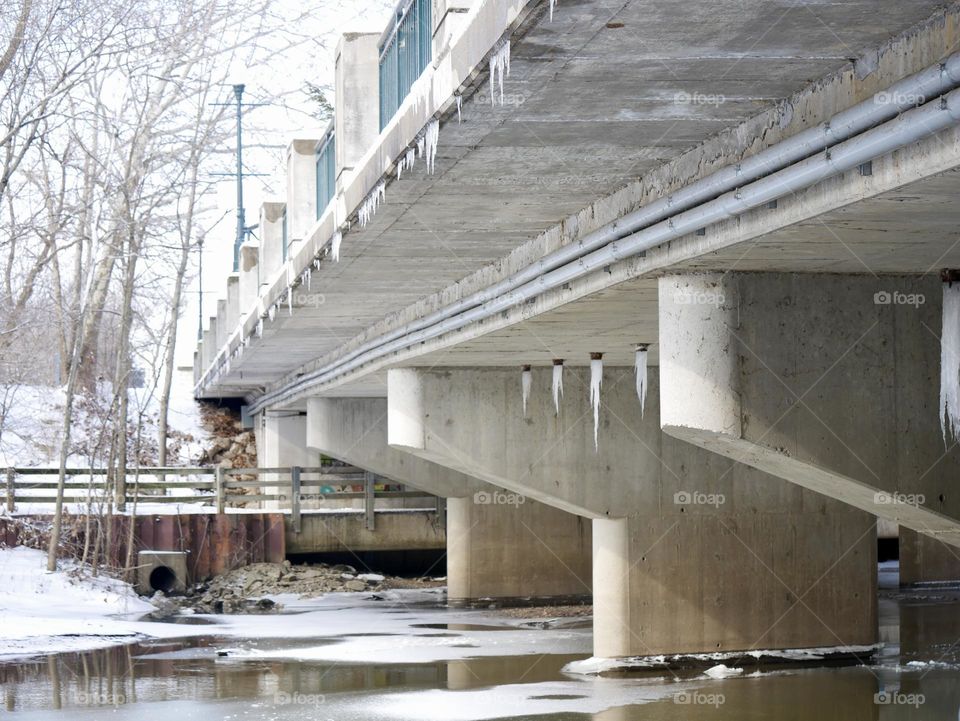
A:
364,472,376,531
291,466,302,534
6,468,14,513
216,467,226,514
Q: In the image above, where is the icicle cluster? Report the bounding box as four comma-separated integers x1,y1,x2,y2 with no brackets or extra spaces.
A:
397,146,416,180
424,119,440,174
489,41,511,106
521,365,532,415
358,181,386,227
942,282,960,442
635,345,648,417
552,360,564,415
331,231,343,262
589,354,603,451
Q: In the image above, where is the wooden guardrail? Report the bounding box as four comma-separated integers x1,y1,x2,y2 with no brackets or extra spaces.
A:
3,466,439,533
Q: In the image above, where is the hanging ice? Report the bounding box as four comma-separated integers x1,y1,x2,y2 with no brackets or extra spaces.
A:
314,257,322,271
589,353,603,451
256,319,263,338
424,119,440,174
552,360,564,415
358,181,386,227
397,146,416,180
489,41,511,106
455,94,462,123
305,266,312,290
549,0,557,21
268,304,276,322
635,345,648,417
521,365,532,415
287,287,293,315
331,231,343,262
941,281,960,442
416,134,425,158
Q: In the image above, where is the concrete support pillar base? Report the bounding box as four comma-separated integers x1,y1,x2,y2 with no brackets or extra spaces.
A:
446,496,591,606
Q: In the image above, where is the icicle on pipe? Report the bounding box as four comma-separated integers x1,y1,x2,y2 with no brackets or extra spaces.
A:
521,365,532,416
552,359,564,415
635,344,649,417
424,119,440,174
489,41,511,106
331,231,343,263
941,272,960,442
589,353,603,451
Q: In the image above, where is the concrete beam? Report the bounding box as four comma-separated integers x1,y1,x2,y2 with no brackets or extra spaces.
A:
259,201,286,290
387,366,659,519
335,33,379,190
659,272,960,553
225,274,240,333
306,396,489,498
286,137,319,247
238,240,260,313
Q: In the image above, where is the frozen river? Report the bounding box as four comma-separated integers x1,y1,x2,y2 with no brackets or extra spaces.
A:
2,564,960,720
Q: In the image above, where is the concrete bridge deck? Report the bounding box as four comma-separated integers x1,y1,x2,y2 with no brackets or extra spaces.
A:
192,0,960,660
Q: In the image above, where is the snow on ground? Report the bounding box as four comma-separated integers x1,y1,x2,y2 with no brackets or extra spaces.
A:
0,547,156,658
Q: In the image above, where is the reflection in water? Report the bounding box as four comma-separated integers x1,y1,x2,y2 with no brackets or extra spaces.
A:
2,584,960,720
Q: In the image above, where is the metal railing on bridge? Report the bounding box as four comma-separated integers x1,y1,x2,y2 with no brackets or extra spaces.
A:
4,466,440,533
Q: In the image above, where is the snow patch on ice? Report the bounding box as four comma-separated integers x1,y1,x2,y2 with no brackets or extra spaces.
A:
704,663,743,678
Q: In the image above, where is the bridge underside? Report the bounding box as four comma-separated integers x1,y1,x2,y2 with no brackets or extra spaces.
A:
198,0,960,659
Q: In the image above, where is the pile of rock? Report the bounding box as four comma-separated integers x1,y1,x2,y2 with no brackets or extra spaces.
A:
198,428,257,469
180,561,387,614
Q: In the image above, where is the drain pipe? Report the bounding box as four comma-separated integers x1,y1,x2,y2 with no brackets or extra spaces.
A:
241,56,960,396
251,87,960,412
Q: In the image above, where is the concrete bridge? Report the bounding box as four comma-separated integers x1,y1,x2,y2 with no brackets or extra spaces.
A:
194,0,960,659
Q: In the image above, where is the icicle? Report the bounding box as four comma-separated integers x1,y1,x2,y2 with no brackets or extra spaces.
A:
358,181,386,227
941,276,960,442
521,365,532,415
589,353,603,451
305,266,312,291
244,335,251,348
551,359,564,415
455,94,462,123
268,304,276,322
287,287,293,315
256,319,263,338
331,230,343,262
314,257,321,271
424,119,440,174
549,0,556,21
489,41,511,106
416,135,425,158
635,344,649,417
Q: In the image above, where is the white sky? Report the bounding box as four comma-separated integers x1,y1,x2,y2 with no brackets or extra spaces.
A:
178,0,395,368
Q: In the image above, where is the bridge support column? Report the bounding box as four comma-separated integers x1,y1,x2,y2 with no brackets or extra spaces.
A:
659,272,960,581
388,365,878,657
256,411,316,511
308,395,590,604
